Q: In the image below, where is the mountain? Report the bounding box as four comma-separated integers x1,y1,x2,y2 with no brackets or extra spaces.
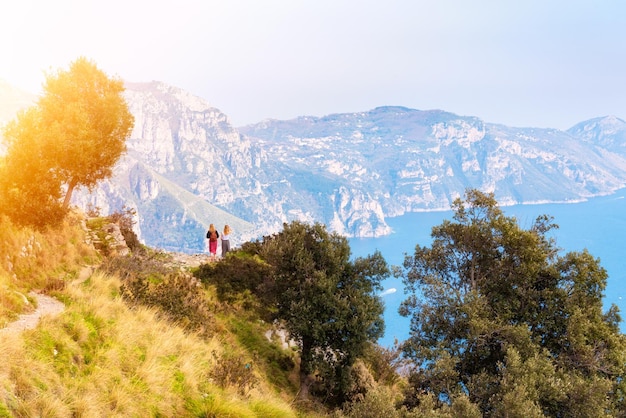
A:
567,115,626,154
239,106,626,210
3,80,626,253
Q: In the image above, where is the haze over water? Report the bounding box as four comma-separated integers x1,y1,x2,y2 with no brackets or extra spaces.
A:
350,189,626,348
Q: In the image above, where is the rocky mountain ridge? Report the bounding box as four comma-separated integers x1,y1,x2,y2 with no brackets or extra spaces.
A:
3,80,626,253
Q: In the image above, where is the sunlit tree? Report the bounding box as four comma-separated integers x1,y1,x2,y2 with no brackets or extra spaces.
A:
0,107,67,227
0,57,134,227
37,57,134,207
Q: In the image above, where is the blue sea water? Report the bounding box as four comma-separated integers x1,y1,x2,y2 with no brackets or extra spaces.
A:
349,189,626,348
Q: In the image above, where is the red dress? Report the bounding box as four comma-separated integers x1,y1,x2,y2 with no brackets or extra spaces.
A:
207,230,219,255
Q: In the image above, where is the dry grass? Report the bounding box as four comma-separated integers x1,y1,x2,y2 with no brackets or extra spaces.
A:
0,211,97,325
0,267,300,417
0,213,334,417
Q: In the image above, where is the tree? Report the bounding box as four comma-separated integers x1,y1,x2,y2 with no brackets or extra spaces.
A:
0,57,134,227
257,221,389,404
399,189,626,416
0,107,67,227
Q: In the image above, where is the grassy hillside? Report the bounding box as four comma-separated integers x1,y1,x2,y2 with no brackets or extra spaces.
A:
0,211,413,417
0,212,320,417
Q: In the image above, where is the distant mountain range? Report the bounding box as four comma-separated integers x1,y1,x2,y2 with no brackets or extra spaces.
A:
2,79,626,253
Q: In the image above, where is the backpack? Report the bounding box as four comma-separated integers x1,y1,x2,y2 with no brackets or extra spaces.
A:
207,230,218,242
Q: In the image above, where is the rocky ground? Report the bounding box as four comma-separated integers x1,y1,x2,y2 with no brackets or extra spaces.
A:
167,252,213,268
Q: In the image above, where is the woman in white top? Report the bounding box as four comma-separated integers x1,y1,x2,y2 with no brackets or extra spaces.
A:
221,225,231,256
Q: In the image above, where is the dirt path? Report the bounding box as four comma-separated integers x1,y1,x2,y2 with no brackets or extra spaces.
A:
0,256,207,336
0,266,94,335
0,292,65,334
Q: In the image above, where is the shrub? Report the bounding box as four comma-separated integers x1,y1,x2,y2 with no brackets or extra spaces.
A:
99,251,173,282
102,250,215,338
340,386,399,418
360,343,405,387
194,251,273,305
209,349,258,396
120,271,215,338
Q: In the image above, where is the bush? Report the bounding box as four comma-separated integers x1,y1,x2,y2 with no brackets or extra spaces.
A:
99,251,173,282
339,386,399,418
102,251,215,338
209,349,258,396
120,271,215,338
194,251,273,305
360,343,405,386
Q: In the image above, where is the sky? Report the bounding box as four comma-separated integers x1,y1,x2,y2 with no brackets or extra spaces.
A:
1,0,625,129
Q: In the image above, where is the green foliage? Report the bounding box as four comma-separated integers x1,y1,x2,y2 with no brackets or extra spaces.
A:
195,251,273,309
360,343,405,387
0,57,133,228
399,189,626,416
338,385,399,418
198,223,395,407
253,221,389,406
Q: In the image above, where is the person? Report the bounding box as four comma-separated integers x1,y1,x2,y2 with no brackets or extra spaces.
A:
206,224,219,261
221,225,231,257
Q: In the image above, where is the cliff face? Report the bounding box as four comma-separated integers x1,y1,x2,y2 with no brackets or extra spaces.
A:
73,82,262,252
5,80,626,253
76,84,626,253
74,82,398,251
240,106,626,215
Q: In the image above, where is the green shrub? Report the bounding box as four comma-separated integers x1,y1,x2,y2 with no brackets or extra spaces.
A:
340,386,399,418
194,251,273,305
120,272,215,338
360,343,404,387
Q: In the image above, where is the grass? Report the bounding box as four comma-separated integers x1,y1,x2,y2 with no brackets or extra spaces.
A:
0,211,406,417
0,211,96,326
0,214,316,417
227,315,299,393
0,269,303,417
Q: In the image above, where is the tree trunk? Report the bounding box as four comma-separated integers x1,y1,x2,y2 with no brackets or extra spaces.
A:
298,337,314,400
63,178,77,209
298,372,314,400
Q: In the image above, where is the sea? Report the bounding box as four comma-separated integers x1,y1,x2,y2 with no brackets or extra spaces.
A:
349,188,626,348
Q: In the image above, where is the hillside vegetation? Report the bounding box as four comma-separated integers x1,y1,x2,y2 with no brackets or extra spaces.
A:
0,213,294,416
0,58,409,418
0,211,413,417
3,58,626,417
3,192,626,416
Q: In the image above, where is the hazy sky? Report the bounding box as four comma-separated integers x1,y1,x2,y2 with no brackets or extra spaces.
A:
1,1,625,129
